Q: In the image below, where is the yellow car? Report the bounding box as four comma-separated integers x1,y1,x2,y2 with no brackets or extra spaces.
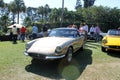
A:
101,29,120,52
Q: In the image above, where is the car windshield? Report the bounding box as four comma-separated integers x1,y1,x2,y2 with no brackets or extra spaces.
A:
48,29,79,38
108,30,120,36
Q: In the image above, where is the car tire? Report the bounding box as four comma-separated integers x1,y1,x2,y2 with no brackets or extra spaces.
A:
65,47,73,62
101,46,106,52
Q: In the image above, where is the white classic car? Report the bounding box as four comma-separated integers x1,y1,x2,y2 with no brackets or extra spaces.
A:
24,28,85,62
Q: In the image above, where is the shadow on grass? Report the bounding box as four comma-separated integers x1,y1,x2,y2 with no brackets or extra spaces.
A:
25,49,92,80
85,41,101,49
87,41,101,46
107,50,120,58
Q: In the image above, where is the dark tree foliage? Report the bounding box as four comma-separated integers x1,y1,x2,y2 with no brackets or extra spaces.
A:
26,7,38,22
0,0,4,7
75,0,82,9
83,0,95,8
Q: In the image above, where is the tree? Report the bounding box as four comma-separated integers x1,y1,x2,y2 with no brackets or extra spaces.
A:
0,15,9,32
0,0,4,8
37,4,51,23
23,17,32,27
49,8,64,23
26,7,38,22
0,1,10,30
83,0,95,8
44,4,51,22
75,0,82,9
37,6,45,22
8,1,17,24
9,0,26,24
0,0,9,16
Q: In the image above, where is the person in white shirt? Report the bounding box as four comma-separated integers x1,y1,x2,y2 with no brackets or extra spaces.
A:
12,26,18,44
79,23,85,36
89,25,95,35
83,23,88,33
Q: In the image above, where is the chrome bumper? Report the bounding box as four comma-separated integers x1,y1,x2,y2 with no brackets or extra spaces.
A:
102,46,120,51
24,51,65,60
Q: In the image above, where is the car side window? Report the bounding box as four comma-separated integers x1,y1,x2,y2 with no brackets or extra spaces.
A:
73,32,80,38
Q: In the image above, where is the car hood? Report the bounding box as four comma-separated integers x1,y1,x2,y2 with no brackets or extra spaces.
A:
27,37,74,54
105,35,120,45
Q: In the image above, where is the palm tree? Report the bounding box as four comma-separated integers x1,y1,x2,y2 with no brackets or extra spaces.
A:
14,0,26,24
8,1,17,24
8,0,26,24
44,4,50,22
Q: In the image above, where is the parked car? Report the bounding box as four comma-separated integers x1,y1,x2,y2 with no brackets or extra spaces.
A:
24,28,85,62
29,30,51,40
0,30,12,41
101,29,120,52
87,32,106,41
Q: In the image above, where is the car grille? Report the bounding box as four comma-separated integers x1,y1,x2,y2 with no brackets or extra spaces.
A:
109,46,120,49
28,53,46,59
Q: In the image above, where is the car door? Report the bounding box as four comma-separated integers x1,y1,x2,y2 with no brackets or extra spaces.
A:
73,32,83,52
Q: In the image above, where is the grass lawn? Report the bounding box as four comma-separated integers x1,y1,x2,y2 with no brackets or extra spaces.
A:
0,41,120,80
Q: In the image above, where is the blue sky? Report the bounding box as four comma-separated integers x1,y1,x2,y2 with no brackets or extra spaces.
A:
4,0,120,11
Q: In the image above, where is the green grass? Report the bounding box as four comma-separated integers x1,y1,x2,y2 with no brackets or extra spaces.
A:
0,41,31,79
0,41,29,65
0,41,120,80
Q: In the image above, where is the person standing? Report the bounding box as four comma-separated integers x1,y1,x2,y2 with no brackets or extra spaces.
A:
94,23,101,42
89,25,95,35
83,22,88,41
12,26,18,44
32,24,38,39
20,26,26,42
43,25,48,37
79,23,84,35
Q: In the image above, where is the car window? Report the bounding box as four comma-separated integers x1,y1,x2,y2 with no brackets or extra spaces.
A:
48,29,79,38
108,30,120,35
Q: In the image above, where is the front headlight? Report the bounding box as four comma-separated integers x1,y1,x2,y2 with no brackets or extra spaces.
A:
26,43,31,50
25,40,36,50
102,39,107,44
55,46,62,53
